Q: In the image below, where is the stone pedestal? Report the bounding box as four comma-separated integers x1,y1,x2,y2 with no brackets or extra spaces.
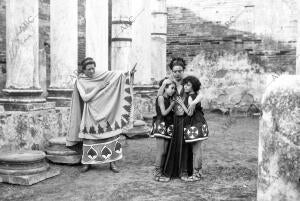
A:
123,120,150,138
258,75,300,201
86,0,109,71
111,0,132,71
48,0,78,107
2,0,46,110
45,137,81,164
0,151,60,185
151,0,167,82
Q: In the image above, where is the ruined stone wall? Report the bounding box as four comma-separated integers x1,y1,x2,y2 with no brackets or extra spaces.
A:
166,3,296,112
0,107,70,152
0,0,297,114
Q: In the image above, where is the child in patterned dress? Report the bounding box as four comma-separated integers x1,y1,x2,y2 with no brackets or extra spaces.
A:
175,75,209,181
152,78,176,182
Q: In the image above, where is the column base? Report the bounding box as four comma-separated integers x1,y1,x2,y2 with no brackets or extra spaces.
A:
45,137,81,164
0,89,54,111
0,151,60,185
122,120,151,139
47,88,73,107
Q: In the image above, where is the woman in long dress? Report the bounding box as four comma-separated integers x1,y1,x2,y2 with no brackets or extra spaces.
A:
66,57,135,173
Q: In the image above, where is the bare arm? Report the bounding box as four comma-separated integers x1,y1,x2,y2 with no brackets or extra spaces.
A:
158,96,175,116
77,80,109,102
187,91,202,115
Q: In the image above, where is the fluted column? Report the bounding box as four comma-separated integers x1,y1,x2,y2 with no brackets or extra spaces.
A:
48,0,78,107
131,0,152,84
0,0,48,111
86,0,109,71
111,0,132,71
151,0,167,81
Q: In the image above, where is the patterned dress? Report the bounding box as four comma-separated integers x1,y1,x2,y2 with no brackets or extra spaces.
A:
151,96,174,139
183,94,209,143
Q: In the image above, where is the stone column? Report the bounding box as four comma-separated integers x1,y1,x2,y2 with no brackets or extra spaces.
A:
111,0,132,71
86,0,109,71
151,0,167,82
131,0,152,84
48,0,78,107
258,75,300,200
297,1,300,75
0,0,46,110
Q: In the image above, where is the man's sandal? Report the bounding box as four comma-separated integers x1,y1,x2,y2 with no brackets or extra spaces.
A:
189,170,203,181
180,172,193,182
155,175,170,182
153,168,170,182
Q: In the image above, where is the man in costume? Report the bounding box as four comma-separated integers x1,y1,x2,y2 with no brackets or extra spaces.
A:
66,57,135,173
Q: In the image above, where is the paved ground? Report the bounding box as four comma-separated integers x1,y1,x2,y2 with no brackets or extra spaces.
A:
0,113,258,201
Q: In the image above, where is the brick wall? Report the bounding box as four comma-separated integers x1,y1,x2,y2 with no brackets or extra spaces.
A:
166,5,296,111
167,6,296,74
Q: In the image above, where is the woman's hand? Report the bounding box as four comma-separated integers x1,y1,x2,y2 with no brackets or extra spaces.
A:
162,79,172,87
187,102,196,116
175,97,184,106
170,100,176,108
130,63,137,77
98,80,110,90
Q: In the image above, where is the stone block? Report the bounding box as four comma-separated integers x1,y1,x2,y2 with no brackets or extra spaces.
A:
46,155,81,164
0,151,60,185
45,137,81,164
0,107,70,151
0,167,60,186
258,75,300,201
123,126,151,139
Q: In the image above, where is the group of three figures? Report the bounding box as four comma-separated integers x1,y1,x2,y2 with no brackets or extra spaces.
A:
66,57,209,181
152,57,209,182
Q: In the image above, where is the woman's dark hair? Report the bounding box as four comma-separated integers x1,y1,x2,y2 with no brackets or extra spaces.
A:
182,76,201,92
169,57,186,71
81,57,96,71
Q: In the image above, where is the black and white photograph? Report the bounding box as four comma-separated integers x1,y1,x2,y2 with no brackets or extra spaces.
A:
0,0,299,200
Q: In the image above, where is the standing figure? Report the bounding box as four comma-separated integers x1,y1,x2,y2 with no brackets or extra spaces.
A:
66,57,135,173
152,78,176,182
161,57,202,180
176,76,209,181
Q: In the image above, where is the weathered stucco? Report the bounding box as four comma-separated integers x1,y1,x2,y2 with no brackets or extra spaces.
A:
185,52,277,112
0,107,70,152
258,75,300,201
